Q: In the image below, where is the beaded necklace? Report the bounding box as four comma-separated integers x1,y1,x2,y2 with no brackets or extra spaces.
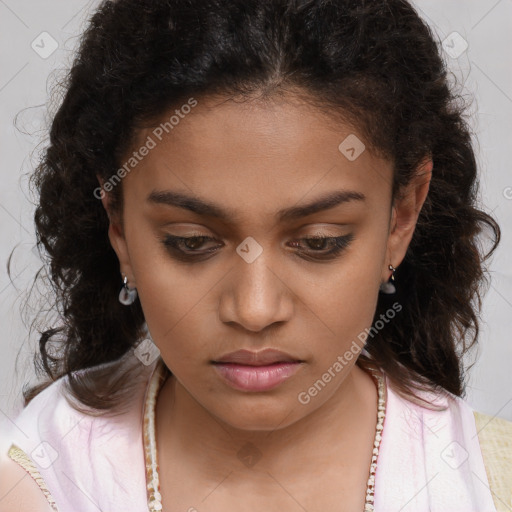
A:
143,360,386,512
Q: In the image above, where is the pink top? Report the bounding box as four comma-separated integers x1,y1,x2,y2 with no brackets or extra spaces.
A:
3,352,497,511
373,372,496,511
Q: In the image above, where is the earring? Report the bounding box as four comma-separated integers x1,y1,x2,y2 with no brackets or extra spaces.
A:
379,264,396,294
119,275,138,305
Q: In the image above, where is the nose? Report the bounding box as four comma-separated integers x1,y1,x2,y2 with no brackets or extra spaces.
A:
219,250,293,333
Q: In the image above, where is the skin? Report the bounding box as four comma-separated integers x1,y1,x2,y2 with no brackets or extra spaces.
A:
0,454,55,512
100,93,432,510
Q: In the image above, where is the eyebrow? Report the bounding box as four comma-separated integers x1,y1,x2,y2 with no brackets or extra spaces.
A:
147,189,366,223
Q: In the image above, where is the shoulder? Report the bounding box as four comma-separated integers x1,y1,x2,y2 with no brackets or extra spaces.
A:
3,371,86,455
0,374,94,512
2,352,160,512
5,350,156,450
0,447,55,512
380,378,510,509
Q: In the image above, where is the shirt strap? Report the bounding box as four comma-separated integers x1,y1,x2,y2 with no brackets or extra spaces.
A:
7,443,59,511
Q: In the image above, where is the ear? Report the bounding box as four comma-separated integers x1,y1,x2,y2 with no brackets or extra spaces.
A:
382,158,433,283
96,174,137,287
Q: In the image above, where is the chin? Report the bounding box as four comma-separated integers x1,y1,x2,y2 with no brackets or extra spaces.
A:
210,395,304,432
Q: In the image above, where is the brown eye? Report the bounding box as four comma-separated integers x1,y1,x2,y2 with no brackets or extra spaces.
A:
161,235,223,260
160,233,354,263
304,237,330,250
289,234,354,260
182,236,209,250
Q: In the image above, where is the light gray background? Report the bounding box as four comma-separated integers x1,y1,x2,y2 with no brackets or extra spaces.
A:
1,0,511,438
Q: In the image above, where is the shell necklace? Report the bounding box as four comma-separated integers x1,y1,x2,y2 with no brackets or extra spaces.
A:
143,360,386,512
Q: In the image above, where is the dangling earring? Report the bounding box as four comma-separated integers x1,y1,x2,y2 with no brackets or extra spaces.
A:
379,264,396,294
119,275,138,305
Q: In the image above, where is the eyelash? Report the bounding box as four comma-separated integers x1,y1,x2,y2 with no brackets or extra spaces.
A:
160,234,354,261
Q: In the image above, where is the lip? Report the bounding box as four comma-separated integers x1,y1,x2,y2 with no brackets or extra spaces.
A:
211,349,304,392
212,348,301,366
212,362,303,392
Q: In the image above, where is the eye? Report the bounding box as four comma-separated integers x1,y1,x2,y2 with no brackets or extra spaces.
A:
288,234,354,260
161,235,222,258
159,233,354,262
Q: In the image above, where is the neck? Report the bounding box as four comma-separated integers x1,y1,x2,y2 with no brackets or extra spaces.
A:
155,361,380,484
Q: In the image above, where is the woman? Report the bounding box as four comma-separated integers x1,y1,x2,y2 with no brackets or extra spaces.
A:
1,0,511,511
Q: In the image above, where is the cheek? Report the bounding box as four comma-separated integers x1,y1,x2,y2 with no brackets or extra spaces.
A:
129,245,224,373
299,242,385,360
135,268,214,358
302,276,379,362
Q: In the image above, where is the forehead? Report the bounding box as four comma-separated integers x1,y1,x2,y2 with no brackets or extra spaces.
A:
122,95,394,222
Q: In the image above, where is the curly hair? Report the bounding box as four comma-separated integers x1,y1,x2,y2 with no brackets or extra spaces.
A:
19,0,500,413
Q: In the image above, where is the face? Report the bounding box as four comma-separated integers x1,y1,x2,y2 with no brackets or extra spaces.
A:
102,94,431,431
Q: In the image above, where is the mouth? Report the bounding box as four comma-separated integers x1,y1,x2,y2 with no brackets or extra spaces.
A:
211,348,303,366
211,349,304,392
